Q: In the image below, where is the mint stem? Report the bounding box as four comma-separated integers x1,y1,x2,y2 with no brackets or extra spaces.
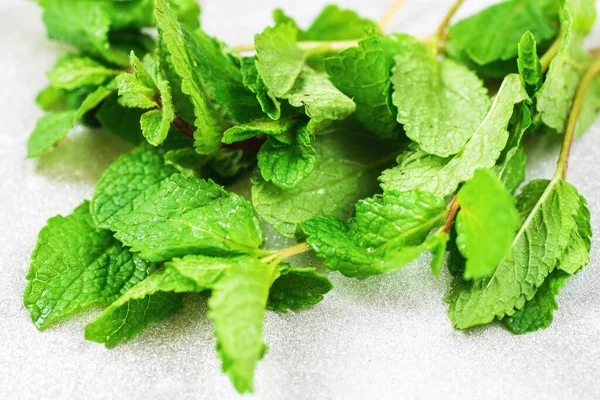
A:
540,36,561,73
556,56,600,179
434,0,465,49
442,196,460,233
378,0,406,31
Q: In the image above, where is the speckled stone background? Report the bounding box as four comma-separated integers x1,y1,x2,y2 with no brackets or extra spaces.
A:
1,1,600,399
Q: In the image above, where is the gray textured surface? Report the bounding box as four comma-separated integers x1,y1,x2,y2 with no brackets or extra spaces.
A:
1,1,600,399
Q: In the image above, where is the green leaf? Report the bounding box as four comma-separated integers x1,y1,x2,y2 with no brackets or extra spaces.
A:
167,254,232,285
36,85,67,112
258,126,316,189
97,94,145,144
448,0,558,66
302,190,447,279
448,178,588,329
325,35,406,139
455,169,520,280
267,266,332,312
381,74,529,197
27,84,114,157
517,32,543,96
241,56,281,120
255,22,306,98
155,0,223,154
185,29,262,122
91,144,177,228
429,232,450,275
536,0,597,132
495,107,532,193
391,36,490,157
208,257,278,393
575,75,600,139
503,269,570,334
107,173,264,262
301,4,378,40
84,265,200,348
24,202,155,330
222,119,296,144
47,56,117,91
252,127,400,237
284,68,356,133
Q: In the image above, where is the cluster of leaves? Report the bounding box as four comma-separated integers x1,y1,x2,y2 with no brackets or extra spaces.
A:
24,0,600,394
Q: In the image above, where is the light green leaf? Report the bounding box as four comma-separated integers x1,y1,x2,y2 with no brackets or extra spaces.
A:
208,257,278,393
27,84,114,157
302,190,447,279
185,29,262,122
381,74,529,197
448,178,588,329
91,144,177,228
285,68,356,133
47,56,117,91
517,32,543,96
36,85,67,112
258,126,316,189
325,35,407,139
252,127,400,237
222,119,296,144
456,169,520,280
448,0,558,66
241,56,281,120
255,22,306,98
24,202,155,330
536,0,596,132
155,0,223,154
84,266,199,348
391,36,490,157
107,173,264,262
301,4,379,40
267,266,332,312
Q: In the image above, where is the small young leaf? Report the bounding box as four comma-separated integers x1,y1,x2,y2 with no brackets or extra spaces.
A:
47,56,117,91
517,32,543,96
241,56,281,120
455,169,520,280
267,266,332,312
223,119,296,144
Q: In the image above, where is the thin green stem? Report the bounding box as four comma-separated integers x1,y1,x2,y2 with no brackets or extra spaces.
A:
434,0,465,49
556,56,600,179
233,40,358,54
378,0,406,31
260,242,312,265
442,196,460,233
540,36,561,73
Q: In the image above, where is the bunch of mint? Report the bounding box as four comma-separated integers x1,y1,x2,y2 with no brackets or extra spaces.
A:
23,0,600,394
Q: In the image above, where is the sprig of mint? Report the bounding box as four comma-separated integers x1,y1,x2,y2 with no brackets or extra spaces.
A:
23,0,600,394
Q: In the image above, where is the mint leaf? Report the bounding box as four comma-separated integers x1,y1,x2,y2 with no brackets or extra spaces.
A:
284,68,356,133
91,144,177,228
448,0,558,66
84,265,198,348
448,178,588,329
325,35,406,139
381,74,529,197
267,266,332,312
208,257,278,393
155,0,223,154
258,126,316,189
495,106,532,193
47,55,117,91
302,190,446,279
27,84,114,157
24,202,155,330
536,0,596,132
503,269,570,334
96,94,145,144
455,169,520,280
241,56,281,120
391,36,490,157
255,22,306,98
36,85,67,112
517,32,543,96
107,173,264,262
223,119,296,144
252,127,400,237
185,29,262,122
300,4,378,40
